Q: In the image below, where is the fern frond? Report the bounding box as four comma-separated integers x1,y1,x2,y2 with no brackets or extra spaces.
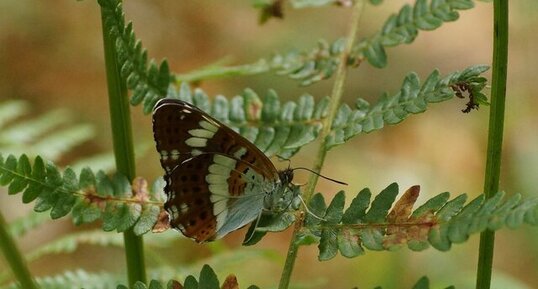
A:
23,229,183,264
0,154,165,235
30,124,96,161
0,101,96,162
70,142,153,173
0,100,29,129
176,66,488,157
175,38,348,86
325,65,489,149
118,265,259,289
98,0,171,114
183,0,475,85
147,248,276,284
370,276,455,289
168,84,330,159
294,183,538,261
25,230,123,262
7,211,50,238
0,270,121,289
411,276,455,289
0,110,72,144
355,0,475,68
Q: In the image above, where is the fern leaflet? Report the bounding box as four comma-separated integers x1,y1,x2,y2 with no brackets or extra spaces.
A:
295,183,538,260
0,154,164,235
98,0,171,114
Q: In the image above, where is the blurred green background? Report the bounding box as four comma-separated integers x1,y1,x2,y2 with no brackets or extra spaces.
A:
1,1,537,288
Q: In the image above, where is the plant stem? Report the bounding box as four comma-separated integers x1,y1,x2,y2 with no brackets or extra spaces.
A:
100,3,147,287
175,60,270,83
0,211,39,289
303,2,364,202
278,2,365,289
475,1,508,289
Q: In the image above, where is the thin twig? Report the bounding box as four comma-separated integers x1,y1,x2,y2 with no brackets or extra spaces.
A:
277,2,366,289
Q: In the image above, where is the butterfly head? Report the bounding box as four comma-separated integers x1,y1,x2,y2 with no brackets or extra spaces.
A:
263,168,298,213
278,168,294,187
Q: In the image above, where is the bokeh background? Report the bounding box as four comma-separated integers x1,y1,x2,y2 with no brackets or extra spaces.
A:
1,1,537,288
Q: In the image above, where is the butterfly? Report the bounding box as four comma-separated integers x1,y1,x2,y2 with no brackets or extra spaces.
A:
152,98,297,242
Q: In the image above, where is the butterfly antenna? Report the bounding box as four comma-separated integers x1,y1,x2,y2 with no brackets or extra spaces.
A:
291,181,308,187
292,167,348,185
276,154,290,162
298,195,326,221
244,211,263,244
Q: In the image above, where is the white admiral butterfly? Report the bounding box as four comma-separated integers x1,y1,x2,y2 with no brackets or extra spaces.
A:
153,98,298,242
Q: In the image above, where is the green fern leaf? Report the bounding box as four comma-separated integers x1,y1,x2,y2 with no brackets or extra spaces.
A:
1,270,121,289
357,0,475,68
7,211,50,238
174,38,347,86
326,65,490,150
297,183,538,260
242,212,296,246
169,66,488,160
116,265,257,289
341,188,371,224
181,1,476,85
318,192,346,260
198,265,219,289
25,230,123,262
184,276,198,289
98,0,171,114
0,100,99,163
412,276,429,289
24,227,181,264
166,84,328,158
0,100,29,129
0,154,165,235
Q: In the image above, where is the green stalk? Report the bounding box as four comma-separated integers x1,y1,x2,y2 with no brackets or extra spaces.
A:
0,212,39,289
302,1,364,203
175,61,270,83
278,2,365,289
100,3,147,287
475,1,508,288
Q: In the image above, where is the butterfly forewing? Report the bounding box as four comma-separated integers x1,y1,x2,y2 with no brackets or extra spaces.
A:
153,98,281,242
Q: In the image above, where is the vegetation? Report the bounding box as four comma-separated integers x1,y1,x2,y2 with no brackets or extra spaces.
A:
1,0,533,289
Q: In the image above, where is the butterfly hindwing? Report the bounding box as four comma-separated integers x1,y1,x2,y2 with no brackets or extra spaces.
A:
164,154,217,241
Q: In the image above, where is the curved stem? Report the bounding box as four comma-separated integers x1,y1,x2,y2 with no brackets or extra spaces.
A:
100,1,147,287
278,2,365,289
0,211,39,289
476,1,508,288
301,1,364,203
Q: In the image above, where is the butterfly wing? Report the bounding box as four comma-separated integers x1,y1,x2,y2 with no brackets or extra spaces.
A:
164,153,267,242
153,98,279,242
153,99,278,179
